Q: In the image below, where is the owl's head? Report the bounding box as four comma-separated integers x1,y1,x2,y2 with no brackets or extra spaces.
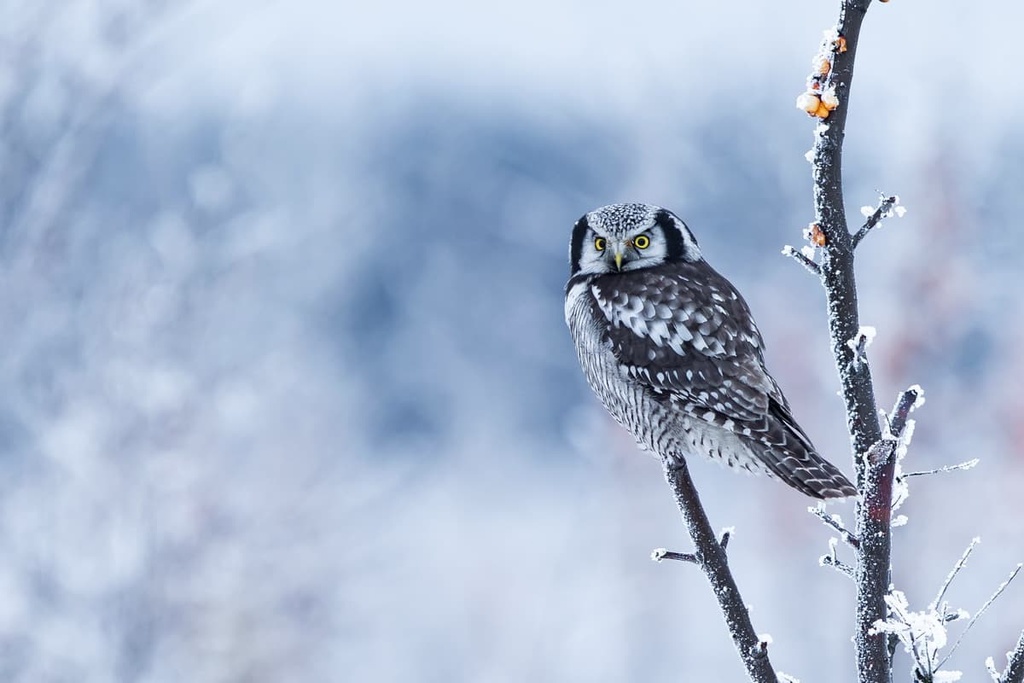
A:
569,203,702,277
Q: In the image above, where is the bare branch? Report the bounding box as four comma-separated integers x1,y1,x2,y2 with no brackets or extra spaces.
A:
809,506,860,549
782,244,822,275
651,548,699,565
821,554,856,579
930,537,980,611
820,537,856,580
939,563,1023,668
852,194,899,248
904,458,979,478
660,459,777,682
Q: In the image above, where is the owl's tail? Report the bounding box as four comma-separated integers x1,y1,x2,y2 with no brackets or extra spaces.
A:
759,399,858,499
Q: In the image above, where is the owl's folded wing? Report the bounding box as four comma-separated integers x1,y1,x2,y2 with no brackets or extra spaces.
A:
590,262,784,424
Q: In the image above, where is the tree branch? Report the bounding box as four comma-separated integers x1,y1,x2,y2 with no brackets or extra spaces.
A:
810,506,860,549
660,458,777,683
1001,629,1024,683
851,195,899,249
782,245,822,275
805,2,893,681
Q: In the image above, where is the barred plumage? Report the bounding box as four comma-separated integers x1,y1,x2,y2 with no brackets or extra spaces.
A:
565,203,856,499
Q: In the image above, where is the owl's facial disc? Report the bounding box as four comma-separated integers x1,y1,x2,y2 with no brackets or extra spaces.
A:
604,235,655,272
569,203,702,277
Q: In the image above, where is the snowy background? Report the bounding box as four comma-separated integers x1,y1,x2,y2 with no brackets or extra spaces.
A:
1,0,1022,680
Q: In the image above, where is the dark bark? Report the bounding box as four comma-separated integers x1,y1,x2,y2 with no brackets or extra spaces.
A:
662,458,777,683
806,2,896,682
1003,629,1024,683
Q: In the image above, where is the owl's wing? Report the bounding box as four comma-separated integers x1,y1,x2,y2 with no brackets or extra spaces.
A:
590,262,783,423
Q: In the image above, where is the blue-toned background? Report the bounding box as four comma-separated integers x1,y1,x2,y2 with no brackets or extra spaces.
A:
1,1,1021,680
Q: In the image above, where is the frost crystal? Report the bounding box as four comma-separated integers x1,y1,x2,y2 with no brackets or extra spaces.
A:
872,589,953,679
759,633,773,645
933,671,962,682
800,245,816,260
895,205,907,218
804,148,815,163
860,205,874,217
892,514,908,528
777,672,801,683
908,384,927,408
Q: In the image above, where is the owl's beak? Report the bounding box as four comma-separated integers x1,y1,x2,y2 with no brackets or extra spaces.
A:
613,246,624,271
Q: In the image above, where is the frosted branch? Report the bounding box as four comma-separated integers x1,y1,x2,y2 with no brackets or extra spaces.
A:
939,564,1023,668
801,3,892,680
887,385,924,438
809,506,860,549
904,459,980,479
820,553,855,579
651,548,699,565
659,458,778,682
782,244,821,275
999,629,1024,683
852,194,900,248
931,538,980,612
820,536,856,580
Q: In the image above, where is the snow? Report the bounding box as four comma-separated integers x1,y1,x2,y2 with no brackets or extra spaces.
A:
985,656,1000,681
908,384,927,409
873,589,955,678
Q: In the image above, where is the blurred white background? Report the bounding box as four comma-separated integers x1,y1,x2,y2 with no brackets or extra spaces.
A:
0,0,1021,680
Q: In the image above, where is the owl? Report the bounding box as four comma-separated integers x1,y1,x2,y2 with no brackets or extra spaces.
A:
564,203,856,499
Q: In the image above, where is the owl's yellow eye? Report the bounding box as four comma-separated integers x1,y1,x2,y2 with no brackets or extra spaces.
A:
594,237,606,251
634,234,651,249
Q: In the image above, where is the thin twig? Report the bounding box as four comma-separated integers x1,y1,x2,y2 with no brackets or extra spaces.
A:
821,553,856,579
930,537,980,611
825,536,855,578
939,564,1023,668
810,506,860,549
782,245,822,274
651,548,699,564
903,459,979,478
852,194,899,249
